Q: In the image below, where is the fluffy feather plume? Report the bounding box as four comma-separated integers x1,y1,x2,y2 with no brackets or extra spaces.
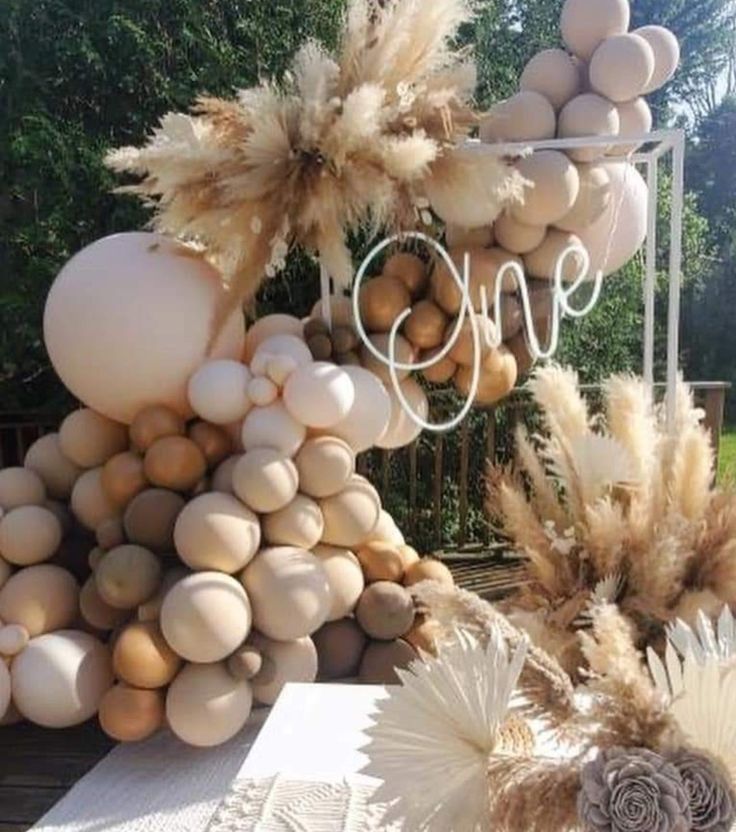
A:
486,365,736,678
106,0,521,335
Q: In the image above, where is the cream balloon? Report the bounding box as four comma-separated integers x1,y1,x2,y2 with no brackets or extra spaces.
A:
166,663,252,747
283,362,355,429
211,455,242,495
95,545,162,610
377,378,429,450
240,547,331,641
0,565,78,637
11,630,113,728
71,468,120,531
511,151,580,227
370,510,406,546
560,0,630,61
0,468,45,511
519,49,581,111
251,334,312,376
524,230,586,282
44,233,244,424
360,333,415,385
24,433,81,500
59,409,129,468
232,449,299,514
610,99,652,157
312,544,365,621
187,360,252,425
635,26,680,95
557,94,620,162
295,437,355,499
250,634,318,706
173,492,260,573
589,34,655,103
576,163,648,277
328,365,392,453
494,214,547,255
556,163,612,233
241,401,306,457
479,92,556,143
0,506,62,566
243,315,304,363
320,476,382,547
262,495,324,549
161,572,252,663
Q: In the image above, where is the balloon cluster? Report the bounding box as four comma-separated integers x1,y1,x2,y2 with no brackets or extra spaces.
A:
476,0,678,288
0,233,453,748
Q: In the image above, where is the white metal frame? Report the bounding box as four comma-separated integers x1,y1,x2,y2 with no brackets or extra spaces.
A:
322,128,687,431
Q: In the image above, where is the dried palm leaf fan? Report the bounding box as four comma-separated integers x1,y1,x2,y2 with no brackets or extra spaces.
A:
106,0,522,340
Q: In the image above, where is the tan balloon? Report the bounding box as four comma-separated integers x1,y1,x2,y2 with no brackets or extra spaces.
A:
95,545,162,610
59,409,129,469
44,233,245,424
359,333,415,384
262,495,324,549
312,544,365,621
0,565,78,637
494,214,547,255
320,477,382,547
0,556,11,591
519,49,581,111
454,346,518,405
123,488,185,552
610,98,653,157
512,151,580,227
404,558,455,587
359,275,413,333
143,436,206,493
356,581,415,641
356,541,405,584
166,662,252,747
99,684,165,743
101,452,147,507
161,572,252,663
0,506,62,566
232,449,298,514
403,300,448,350
556,164,612,232
405,615,441,655
445,225,494,250
636,26,680,95
243,314,304,363
480,91,556,143
398,545,421,571
24,433,81,500
359,638,417,684
241,547,331,641
383,253,428,298
295,437,355,499
432,247,520,316
129,405,185,452
378,378,429,450
113,621,182,688
561,0,630,61
11,630,113,728
0,467,46,511
420,347,457,384
250,633,318,706
79,577,129,631
524,230,587,281
506,332,535,378
313,618,367,680
71,468,121,531
447,313,500,366
187,422,232,468
241,401,306,457
173,492,260,573
589,34,655,103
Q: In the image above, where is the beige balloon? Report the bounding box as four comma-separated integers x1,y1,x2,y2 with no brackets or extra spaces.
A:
71,467,121,531
328,365,392,454
359,333,416,384
356,581,415,640
377,378,429,450
320,476,382,546
95,545,162,610
557,94,621,162
173,492,260,573
283,362,355,429
524,229,587,282
79,576,129,631
556,163,612,233
44,233,244,424
445,225,494,250
0,565,78,637
240,401,306,457
250,634,318,706
59,409,129,469
312,544,365,621
160,572,252,663
494,214,547,255
295,437,355,499
232,448,299,514
0,467,46,511
166,662,252,747
243,314,304,363
610,98,653,157
589,34,655,103
123,488,185,553
480,92,556,143
11,630,113,728
262,495,324,549
24,434,81,500
309,297,355,329
241,546,331,641
370,510,406,547
0,506,62,566
635,26,681,95
519,49,581,111
211,454,242,495
511,152,580,227
0,556,11,592
560,0,630,61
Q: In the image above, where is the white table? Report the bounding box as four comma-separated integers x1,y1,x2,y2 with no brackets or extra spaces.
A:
33,684,387,832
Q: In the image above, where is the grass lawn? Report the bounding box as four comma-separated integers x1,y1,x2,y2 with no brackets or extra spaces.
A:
719,428,736,481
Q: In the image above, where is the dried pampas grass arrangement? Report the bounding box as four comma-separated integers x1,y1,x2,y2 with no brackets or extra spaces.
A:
106,0,522,333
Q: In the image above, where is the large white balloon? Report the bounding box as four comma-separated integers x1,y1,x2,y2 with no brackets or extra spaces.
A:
576,163,649,277
187,360,252,425
44,233,245,424
11,631,113,728
328,366,392,452
377,378,429,450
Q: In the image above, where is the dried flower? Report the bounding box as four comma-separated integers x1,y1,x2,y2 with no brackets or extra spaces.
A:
669,750,736,832
578,747,691,832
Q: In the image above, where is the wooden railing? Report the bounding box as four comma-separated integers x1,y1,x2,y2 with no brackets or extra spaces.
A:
0,380,730,557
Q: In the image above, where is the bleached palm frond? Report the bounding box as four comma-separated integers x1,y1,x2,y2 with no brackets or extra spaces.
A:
362,628,528,832
667,607,736,664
